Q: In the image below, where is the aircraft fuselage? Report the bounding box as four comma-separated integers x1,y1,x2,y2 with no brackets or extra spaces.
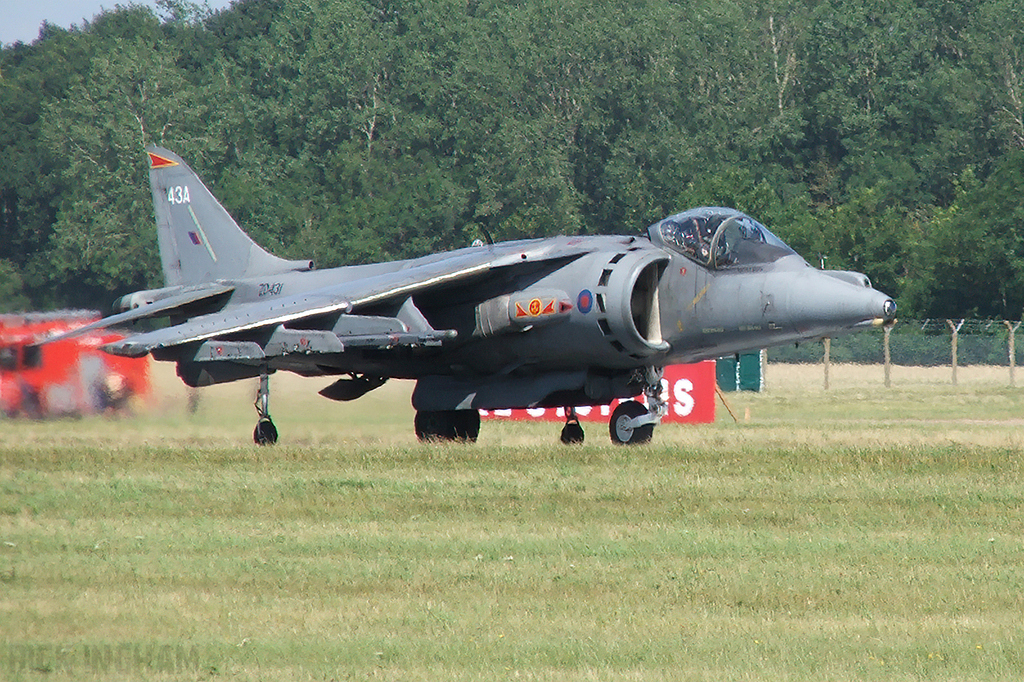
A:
157,231,893,413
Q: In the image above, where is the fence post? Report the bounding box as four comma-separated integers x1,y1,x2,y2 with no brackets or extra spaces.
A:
883,323,893,388
1006,321,1021,387
823,337,831,390
947,319,964,385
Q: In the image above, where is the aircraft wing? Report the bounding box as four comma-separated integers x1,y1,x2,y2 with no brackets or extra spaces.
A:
102,238,598,358
345,237,595,307
102,290,355,357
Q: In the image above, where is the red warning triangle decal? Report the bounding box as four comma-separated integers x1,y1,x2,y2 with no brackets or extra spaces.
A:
148,152,179,169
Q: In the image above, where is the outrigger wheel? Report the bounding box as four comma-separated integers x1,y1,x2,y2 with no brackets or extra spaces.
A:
253,372,278,445
254,417,278,445
560,407,585,444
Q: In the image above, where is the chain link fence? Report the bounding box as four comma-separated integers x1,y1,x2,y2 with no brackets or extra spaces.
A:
767,320,1024,367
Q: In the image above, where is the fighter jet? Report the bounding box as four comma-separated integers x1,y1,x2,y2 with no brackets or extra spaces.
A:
44,147,896,445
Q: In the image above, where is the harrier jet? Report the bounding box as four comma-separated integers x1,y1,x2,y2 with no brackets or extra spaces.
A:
45,148,896,445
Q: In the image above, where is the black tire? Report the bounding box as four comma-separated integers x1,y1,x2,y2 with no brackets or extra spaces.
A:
452,409,481,442
253,417,278,445
415,410,479,442
415,410,453,441
609,401,653,445
560,420,585,444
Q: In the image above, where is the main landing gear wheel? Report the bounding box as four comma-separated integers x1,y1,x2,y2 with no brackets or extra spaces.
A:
560,407,585,444
253,371,278,445
254,417,278,445
415,409,480,442
609,400,654,445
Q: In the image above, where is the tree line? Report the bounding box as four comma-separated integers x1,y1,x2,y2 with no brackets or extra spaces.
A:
2,0,1023,318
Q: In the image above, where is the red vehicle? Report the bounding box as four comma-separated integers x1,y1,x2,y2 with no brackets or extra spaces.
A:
0,311,150,418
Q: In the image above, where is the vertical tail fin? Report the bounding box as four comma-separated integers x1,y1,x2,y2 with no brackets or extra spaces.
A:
146,146,312,286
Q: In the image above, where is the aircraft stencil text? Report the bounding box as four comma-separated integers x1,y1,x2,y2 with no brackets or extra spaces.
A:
258,283,284,297
167,186,191,204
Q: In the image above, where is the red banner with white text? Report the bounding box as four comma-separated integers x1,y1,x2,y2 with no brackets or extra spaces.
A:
480,361,716,423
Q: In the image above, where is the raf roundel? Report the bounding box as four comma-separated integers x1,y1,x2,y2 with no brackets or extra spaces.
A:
577,289,593,314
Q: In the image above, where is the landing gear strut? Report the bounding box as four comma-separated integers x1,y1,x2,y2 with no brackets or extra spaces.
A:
608,368,666,445
253,371,278,445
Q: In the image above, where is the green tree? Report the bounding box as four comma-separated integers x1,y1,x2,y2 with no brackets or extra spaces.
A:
0,260,31,312
41,7,204,304
801,0,987,207
918,152,1024,318
966,0,1024,155
0,29,89,309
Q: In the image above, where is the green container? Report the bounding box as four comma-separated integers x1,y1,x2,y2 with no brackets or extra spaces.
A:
738,352,762,391
716,355,738,391
715,352,762,392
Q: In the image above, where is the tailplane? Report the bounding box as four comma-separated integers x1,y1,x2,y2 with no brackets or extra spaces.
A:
146,146,312,286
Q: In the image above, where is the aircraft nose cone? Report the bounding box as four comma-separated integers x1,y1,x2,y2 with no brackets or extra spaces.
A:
882,298,897,320
772,269,898,338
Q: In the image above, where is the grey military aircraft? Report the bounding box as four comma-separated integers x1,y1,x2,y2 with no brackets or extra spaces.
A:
44,147,896,445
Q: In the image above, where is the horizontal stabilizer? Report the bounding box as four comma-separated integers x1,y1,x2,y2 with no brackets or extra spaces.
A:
34,283,235,347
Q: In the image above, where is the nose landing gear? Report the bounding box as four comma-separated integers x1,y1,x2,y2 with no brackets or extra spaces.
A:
608,368,666,445
609,400,653,444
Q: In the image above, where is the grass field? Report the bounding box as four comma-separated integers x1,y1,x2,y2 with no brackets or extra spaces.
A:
1,362,1022,681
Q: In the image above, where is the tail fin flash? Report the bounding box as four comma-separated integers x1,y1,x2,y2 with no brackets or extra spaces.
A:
146,147,312,286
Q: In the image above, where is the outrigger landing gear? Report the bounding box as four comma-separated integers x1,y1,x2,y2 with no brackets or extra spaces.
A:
560,407,585,444
253,371,278,445
608,368,666,445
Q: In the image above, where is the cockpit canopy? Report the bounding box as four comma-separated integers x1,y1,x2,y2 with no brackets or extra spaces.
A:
648,208,799,269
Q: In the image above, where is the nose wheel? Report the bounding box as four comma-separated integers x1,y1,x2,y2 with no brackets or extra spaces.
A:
608,368,665,445
253,372,278,445
609,400,653,444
